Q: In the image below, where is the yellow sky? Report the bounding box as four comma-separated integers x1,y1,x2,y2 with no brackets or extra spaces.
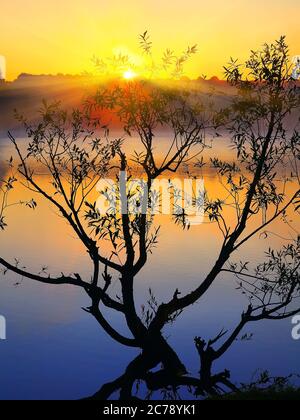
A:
1,0,300,80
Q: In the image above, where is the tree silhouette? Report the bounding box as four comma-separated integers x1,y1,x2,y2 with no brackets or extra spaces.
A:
93,31,197,80
0,37,299,400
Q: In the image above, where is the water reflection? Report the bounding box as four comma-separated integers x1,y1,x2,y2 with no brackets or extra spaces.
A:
0,136,299,400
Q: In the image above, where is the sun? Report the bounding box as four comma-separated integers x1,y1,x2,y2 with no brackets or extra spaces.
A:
123,69,136,80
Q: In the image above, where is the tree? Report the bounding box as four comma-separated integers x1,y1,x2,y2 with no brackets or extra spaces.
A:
0,37,299,400
92,31,197,80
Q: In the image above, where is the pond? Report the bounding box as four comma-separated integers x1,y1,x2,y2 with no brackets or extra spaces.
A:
0,134,299,399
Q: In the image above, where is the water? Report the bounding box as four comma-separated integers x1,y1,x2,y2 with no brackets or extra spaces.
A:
0,135,299,399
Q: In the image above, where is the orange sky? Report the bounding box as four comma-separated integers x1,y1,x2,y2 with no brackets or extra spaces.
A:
1,0,300,80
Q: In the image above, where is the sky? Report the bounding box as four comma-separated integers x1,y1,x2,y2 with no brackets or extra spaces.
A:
1,0,300,80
